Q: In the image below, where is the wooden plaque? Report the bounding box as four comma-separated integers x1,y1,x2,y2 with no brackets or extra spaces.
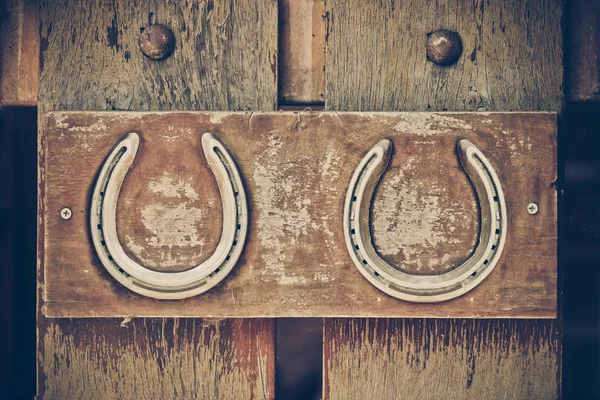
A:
40,111,557,318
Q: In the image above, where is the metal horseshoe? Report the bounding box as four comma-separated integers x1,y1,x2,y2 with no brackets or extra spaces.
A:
90,132,248,299
343,139,507,302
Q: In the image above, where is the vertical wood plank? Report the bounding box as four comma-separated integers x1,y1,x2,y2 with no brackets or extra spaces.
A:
278,0,326,104
0,0,39,105
38,0,277,398
324,319,560,400
325,0,562,112
566,0,600,102
324,0,562,398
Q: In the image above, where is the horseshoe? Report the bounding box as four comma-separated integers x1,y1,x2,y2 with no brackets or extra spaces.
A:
343,139,507,303
90,132,248,299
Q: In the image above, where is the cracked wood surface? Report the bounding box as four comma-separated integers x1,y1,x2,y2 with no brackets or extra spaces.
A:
323,0,562,398
41,111,556,319
37,1,277,398
325,0,563,113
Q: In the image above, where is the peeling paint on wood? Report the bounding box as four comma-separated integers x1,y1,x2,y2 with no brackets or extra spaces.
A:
41,111,557,318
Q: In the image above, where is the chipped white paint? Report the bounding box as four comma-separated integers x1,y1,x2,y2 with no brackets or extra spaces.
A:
148,173,200,200
253,135,339,284
209,112,228,124
392,114,474,136
372,168,470,272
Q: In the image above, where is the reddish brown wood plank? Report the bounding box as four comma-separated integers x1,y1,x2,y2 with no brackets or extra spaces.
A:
41,111,557,319
0,0,39,106
278,0,326,104
38,318,274,399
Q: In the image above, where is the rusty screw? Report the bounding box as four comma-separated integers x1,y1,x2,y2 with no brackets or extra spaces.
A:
426,29,463,66
139,24,175,60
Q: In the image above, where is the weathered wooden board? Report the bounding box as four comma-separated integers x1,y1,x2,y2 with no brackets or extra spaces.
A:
325,0,563,112
0,0,39,106
278,0,326,104
566,0,600,102
323,319,561,400
323,0,563,398
37,1,278,398
38,318,274,399
41,111,557,318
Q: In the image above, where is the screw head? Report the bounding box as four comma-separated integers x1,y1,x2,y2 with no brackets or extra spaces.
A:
527,203,539,215
61,207,73,220
139,24,175,60
426,29,463,66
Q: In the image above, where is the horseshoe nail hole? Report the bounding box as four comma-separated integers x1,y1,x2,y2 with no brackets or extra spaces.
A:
214,268,220,274
493,196,499,201
100,191,105,196
374,271,380,277
118,268,124,273
483,259,489,265
362,260,368,265
471,271,477,277
100,240,106,246
234,192,239,197
351,229,356,234
236,224,241,229
233,240,238,246
97,224,102,230
225,255,231,261
491,245,496,250
108,255,113,261
354,245,359,250
352,196,357,201
495,229,500,234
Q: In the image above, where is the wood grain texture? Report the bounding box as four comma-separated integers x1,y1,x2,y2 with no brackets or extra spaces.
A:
38,318,274,399
323,0,563,398
278,0,326,104
38,0,278,112
41,111,557,318
0,0,39,105
38,1,278,398
325,0,563,113
324,319,561,400
566,0,600,102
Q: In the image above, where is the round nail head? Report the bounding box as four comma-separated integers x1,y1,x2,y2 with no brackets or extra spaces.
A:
426,29,463,66
139,24,175,60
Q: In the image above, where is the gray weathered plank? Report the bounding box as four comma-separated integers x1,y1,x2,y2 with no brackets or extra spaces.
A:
38,0,278,112
38,0,277,398
325,0,563,113
324,319,560,400
324,0,562,398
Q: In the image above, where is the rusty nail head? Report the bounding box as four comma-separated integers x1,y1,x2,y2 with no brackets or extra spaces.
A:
426,29,463,66
139,24,175,60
